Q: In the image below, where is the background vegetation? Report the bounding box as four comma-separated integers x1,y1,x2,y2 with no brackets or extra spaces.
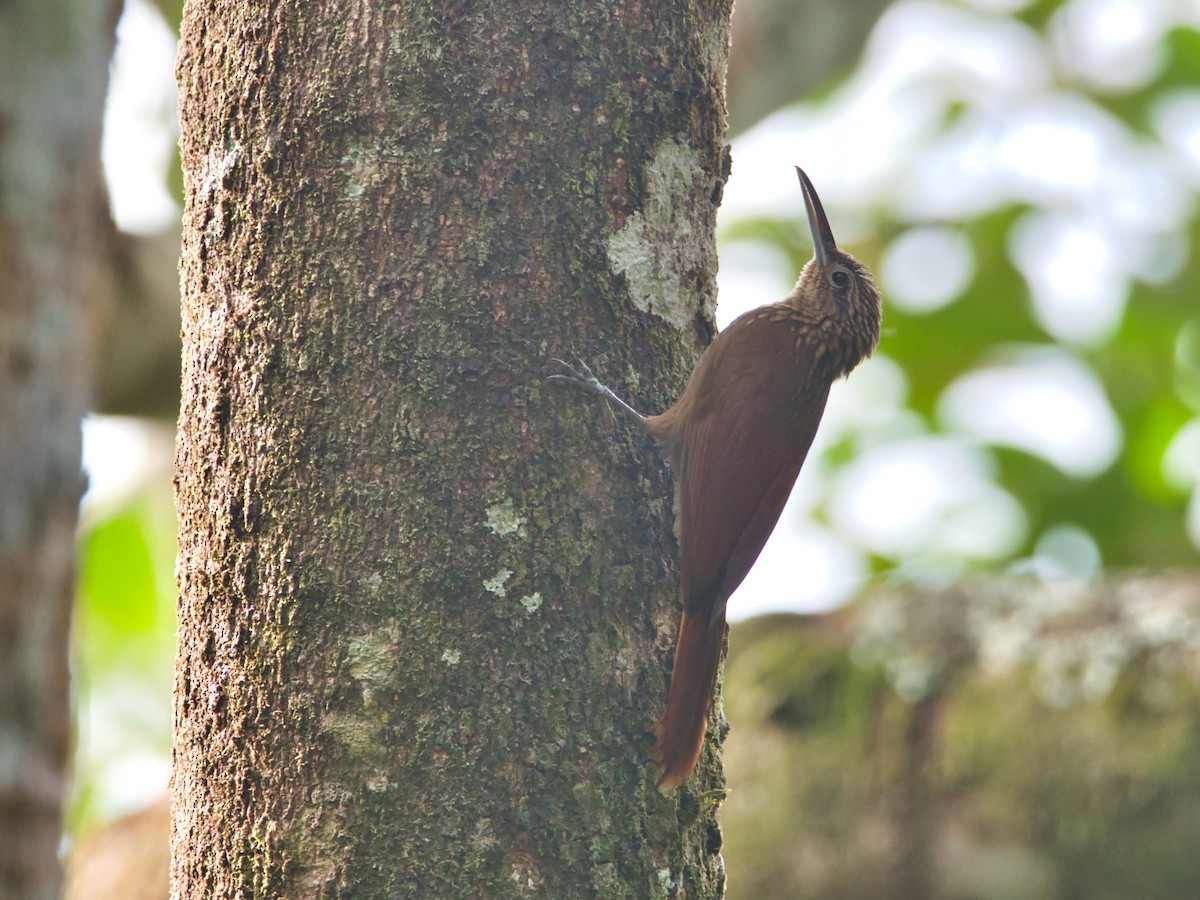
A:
75,0,1199,891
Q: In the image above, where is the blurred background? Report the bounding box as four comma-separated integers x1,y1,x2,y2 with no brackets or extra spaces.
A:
71,0,1199,894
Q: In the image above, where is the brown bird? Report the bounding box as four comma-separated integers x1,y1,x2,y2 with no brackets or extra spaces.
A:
552,167,882,790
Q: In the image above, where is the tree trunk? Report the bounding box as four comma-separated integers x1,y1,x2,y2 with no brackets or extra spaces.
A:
173,0,731,896
0,2,117,896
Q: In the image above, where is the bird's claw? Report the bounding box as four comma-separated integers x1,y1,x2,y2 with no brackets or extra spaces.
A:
547,357,606,397
546,357,644,422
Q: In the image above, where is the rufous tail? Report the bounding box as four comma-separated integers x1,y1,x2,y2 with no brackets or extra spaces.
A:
651,606,727,790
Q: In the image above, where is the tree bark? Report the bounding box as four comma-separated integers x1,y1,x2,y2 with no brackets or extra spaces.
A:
0,2,118,897
173,0,731,896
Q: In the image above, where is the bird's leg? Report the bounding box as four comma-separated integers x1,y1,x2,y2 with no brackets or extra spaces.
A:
547,358,646,424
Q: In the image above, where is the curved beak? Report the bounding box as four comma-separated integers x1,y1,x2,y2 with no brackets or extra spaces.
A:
795,167,837,269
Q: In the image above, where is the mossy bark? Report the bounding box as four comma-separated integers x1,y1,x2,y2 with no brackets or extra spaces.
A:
173,0,731,896
0,1,117,896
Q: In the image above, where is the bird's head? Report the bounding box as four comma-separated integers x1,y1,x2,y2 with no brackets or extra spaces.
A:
791,166,882,374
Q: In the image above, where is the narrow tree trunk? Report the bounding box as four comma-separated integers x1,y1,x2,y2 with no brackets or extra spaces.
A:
174,0,731,895
0,1,117,896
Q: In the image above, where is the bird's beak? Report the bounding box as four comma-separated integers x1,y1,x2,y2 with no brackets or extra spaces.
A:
796,167,837,270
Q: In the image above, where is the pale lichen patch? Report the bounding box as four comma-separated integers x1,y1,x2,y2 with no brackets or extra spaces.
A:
605,139,715,330
698,17,731,87
656,867,678,891
485,569,513,597
510,857,543,890
324,710,383,762
484,498,528,537
342,144,386,201
200,143,241,200
346,628,399,706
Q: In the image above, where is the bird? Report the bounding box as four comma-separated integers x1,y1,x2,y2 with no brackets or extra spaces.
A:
551,167,882,790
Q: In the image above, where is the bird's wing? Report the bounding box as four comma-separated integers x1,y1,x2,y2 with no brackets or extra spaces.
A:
674,325,830,615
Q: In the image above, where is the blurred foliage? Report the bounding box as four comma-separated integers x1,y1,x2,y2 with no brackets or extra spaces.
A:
727,0,890,132
721,0,1200,579
72,486,176,835
722,575,1200,899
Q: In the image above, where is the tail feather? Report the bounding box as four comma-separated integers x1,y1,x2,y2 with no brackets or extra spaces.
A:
651,606,727,790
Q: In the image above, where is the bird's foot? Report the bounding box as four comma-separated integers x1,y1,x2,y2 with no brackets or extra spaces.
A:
546,358,645,422
546,358,611,398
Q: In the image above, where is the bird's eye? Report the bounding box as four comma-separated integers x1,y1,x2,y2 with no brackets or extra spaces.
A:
830,268,850,289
